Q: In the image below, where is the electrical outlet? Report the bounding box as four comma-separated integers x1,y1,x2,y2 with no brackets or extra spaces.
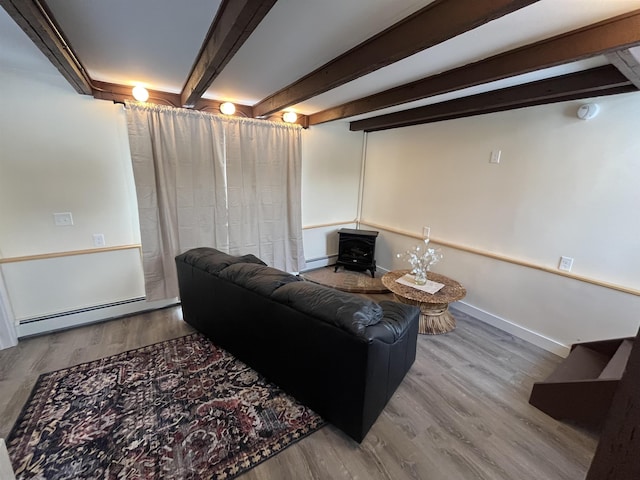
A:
53,212,73,226
423,226,431,239
558,256,574,272
93,234,106,247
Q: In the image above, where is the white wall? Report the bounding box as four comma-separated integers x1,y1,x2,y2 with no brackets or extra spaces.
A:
0,67,146,323
5,53,637,353
301,123,364,269
0,66,365,329
361,93,640,351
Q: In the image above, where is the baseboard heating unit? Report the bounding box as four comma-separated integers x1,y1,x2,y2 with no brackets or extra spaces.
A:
17,297,178,338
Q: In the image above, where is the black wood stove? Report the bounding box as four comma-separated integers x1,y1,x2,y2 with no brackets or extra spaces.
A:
334,228,378,278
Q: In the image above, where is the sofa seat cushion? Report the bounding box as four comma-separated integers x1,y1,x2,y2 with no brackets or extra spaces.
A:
271,282,383,337
177,247,266,275
219,263,301,297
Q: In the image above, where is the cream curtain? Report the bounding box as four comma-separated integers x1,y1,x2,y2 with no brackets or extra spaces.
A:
125,102,305,301
0,271,18,350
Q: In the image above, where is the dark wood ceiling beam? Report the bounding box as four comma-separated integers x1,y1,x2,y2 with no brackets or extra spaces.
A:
93,81,254,116
181,0,277,108
94,81,185,109
92,81,308,126
0,0,92,94
606,47,640,89
252,0,540,118
349,66,634,132
311,8,640,125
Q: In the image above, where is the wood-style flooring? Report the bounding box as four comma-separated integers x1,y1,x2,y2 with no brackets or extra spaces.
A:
0,298,598,479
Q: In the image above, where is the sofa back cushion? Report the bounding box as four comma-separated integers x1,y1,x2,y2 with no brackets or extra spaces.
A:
219,263,301,297
176,247,266,275
271,281,383,337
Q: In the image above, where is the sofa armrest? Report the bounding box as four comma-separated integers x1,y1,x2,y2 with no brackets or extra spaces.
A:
364,301,420,344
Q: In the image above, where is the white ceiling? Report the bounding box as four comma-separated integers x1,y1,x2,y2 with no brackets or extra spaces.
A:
45,0,222,94
2,0,640,121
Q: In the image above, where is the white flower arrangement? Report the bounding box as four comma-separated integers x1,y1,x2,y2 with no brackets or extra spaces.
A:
397,237,443,285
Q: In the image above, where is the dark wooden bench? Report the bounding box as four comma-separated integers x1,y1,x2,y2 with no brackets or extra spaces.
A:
529,335,635,427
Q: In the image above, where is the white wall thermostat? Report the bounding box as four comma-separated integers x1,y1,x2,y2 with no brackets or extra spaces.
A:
577,103,599,120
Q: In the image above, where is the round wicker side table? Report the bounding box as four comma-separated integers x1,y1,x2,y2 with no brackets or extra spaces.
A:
382,270,466,335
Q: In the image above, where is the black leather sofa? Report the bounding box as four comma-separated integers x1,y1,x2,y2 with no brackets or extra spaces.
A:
175,247,420,442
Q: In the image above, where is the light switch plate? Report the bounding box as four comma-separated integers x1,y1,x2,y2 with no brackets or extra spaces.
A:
54,212,73,226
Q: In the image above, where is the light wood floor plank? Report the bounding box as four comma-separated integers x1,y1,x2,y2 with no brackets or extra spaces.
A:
0,301,598,479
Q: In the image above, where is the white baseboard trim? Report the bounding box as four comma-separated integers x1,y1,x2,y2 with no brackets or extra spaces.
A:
304,261,568,356
452,301,570,357
301,254,338,272
16,298,179,338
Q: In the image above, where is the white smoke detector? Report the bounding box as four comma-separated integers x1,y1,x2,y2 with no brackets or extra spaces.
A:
577,103,600,120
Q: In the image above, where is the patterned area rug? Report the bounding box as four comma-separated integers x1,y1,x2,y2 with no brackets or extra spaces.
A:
7,333,325,479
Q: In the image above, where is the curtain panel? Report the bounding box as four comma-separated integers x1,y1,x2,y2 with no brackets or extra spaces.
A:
125,102,305,301
0,271,18,350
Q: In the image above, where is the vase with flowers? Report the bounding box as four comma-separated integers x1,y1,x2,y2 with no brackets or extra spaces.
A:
396,236,443,285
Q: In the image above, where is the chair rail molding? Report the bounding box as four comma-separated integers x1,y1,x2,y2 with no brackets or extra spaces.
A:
361,220,639,297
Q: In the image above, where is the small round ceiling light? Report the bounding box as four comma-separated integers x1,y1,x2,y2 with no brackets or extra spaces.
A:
132,85,149,102
220,102,236,115
282,111,298,123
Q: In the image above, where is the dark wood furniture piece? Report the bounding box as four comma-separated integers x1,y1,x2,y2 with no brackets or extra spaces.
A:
529,335,635,428
381,269,466,335
586,327,640,479
334,228,378,278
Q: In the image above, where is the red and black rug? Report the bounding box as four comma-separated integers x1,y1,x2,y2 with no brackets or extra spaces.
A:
7,333,324,479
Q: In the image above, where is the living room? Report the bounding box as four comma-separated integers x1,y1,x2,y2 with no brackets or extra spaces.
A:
1,5,638,353
1,1,639,478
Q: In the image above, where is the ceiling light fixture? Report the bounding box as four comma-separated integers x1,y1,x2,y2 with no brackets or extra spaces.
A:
282,111,297,123
220,102,236,115
132,85,149,102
